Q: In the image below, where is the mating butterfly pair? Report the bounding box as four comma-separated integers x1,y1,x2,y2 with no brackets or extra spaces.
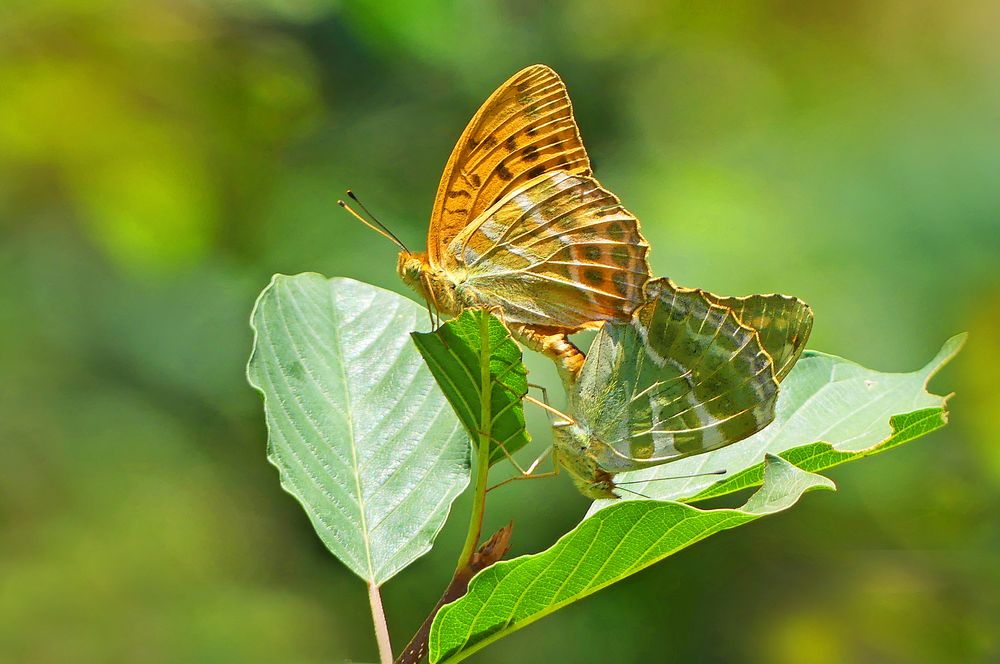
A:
346,65,812,499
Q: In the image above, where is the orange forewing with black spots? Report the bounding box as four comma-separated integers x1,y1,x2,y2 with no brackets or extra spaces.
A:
427,65,592,266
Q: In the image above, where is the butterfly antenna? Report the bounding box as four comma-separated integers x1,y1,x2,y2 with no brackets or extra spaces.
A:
615,469,726,486
615,486,653,500
346,190,411,253
337,195,410,253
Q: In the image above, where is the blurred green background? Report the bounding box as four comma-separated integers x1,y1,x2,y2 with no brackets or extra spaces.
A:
2,1,998,662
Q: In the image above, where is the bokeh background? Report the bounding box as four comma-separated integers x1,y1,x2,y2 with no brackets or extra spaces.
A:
2,1,998,662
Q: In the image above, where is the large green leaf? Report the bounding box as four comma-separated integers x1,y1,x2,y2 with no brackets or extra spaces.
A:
428,456,834,663
587,333,965,509
246,274,470,585
412,309,530,466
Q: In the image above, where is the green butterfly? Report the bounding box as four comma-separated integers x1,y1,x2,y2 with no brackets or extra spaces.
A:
552,278,812,499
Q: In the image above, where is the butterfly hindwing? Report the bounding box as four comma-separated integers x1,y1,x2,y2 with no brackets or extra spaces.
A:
428,65,592,267
577,278,780,472
697,288,813,381
450,171,649,329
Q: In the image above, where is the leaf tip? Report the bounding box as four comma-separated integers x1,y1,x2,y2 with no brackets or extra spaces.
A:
920,332,966,383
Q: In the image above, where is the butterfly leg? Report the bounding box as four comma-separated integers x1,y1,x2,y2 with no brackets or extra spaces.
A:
524,392,574,426
526,382,557,414
474,429,560,493
522,446,556,476
475,429,538,476
419,271,442,330
486,448,560,493
510,324,586,389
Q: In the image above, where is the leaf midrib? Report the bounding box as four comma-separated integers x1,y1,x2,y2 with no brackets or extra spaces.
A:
325,280,377,583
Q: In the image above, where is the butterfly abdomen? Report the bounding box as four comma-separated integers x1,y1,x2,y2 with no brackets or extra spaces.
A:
509,323,586,386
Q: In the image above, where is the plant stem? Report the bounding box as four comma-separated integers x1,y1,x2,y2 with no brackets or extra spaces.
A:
455,312,493,573
455,440,490,572
368,581,393,664
395,524,513,664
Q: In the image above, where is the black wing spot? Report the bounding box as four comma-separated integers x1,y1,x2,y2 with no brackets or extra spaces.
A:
470,173,482,188
527,164,545,179
505,136,517,151
584,268,604,284
496,163,514,181
522,145,540,162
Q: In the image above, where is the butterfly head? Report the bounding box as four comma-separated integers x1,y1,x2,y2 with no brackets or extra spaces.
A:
553,423,621,500
397,251,465,325
576,470,620,501
397,251,429,290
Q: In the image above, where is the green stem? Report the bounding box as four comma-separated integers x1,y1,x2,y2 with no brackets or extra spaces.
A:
455,311,493,573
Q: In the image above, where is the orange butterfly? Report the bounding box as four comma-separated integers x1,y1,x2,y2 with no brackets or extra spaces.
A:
345,65,650,382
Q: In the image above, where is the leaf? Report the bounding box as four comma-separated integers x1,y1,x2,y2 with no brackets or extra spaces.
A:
428,456,835,663
426,336,963,661
246,274,470,585
587,333,966,510
412,309,530,466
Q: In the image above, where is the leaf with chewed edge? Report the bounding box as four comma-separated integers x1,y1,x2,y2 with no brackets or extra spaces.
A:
587,334,964,510
428,456,834,663
428,336,963,662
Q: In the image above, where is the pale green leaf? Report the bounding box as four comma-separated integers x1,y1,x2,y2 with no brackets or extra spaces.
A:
588,333,965,510
412,309,530,466
428,456,834,663
246,274,470,585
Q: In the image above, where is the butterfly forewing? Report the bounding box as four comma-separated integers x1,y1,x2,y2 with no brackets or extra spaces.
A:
580,278,780,472
451,171,649,329
428,65,592,267
689,285,813,381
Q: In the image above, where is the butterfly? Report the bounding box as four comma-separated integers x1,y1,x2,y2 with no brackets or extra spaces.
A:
343,65,650,383
551,278,813,500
